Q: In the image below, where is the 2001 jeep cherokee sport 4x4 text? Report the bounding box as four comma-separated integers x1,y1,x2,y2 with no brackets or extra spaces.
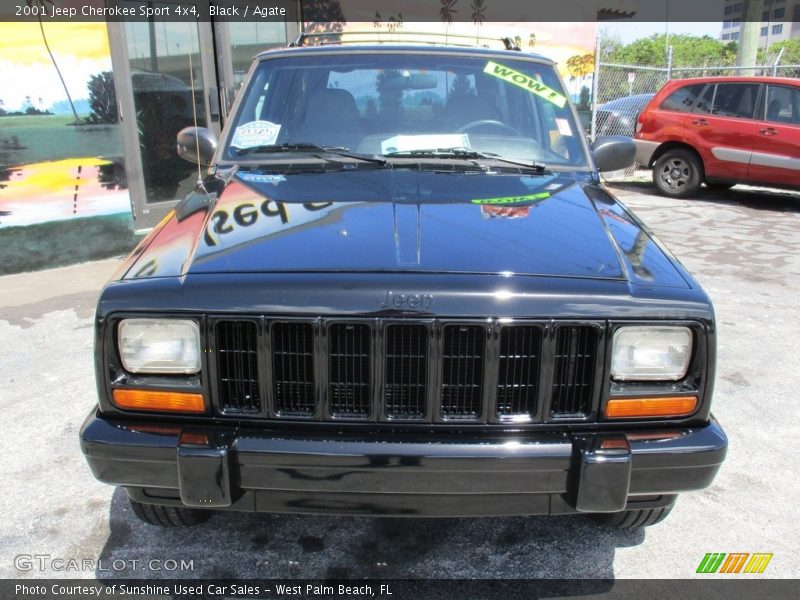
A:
80,40,727,529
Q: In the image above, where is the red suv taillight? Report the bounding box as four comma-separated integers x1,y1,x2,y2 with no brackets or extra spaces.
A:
635,114,644,135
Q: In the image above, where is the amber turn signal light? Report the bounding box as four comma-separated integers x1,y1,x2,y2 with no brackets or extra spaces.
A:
605,396,698,419
112,389,205,414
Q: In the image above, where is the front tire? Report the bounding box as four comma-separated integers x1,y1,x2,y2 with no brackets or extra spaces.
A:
590,504,673,529
653,149,702,198
129,498,214,527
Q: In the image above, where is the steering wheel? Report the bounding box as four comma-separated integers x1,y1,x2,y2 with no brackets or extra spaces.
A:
458,120,521,136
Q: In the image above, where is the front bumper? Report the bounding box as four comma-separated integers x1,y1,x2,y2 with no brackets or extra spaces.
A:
80,411,727,517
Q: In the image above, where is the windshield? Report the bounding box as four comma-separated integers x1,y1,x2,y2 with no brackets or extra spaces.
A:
223,51,588,168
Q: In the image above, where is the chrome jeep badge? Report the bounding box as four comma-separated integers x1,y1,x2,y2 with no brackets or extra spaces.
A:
378,291,434,310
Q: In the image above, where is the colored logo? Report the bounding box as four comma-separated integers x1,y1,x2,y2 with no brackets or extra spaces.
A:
696,553,773,574
471,192,550,205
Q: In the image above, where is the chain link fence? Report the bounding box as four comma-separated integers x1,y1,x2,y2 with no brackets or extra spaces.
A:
593,64,668,138
774,64,800,78
591,56,800,180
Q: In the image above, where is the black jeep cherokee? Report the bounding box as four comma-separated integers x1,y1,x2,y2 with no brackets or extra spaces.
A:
80,41,726,528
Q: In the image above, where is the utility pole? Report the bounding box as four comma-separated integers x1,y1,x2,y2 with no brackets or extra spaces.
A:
736,0,762,74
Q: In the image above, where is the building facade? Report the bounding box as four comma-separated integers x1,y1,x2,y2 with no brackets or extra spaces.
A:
721,0,800,44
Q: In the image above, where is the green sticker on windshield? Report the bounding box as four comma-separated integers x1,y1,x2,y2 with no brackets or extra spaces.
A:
471,192,550,205
483,61,567,108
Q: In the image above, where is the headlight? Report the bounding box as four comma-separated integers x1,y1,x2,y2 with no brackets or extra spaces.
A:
611,326,692,381
118,319,201,374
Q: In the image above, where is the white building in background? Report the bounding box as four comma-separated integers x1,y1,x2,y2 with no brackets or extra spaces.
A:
720,0,800,45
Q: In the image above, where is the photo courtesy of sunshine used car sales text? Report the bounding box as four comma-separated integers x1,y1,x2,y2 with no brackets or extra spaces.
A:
13,583,391,597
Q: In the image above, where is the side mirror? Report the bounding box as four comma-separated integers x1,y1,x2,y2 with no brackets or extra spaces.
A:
177,127,218,166
591,135,636,172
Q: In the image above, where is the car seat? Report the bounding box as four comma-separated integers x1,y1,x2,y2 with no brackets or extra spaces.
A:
444,93,501,132
767,99,784,122
294,88,364,149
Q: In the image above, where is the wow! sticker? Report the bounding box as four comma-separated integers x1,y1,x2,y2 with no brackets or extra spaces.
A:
230,121,281,148
483,61,567,108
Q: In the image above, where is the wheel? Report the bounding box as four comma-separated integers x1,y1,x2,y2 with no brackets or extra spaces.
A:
458,119,521,137
653,149,702,197
705,182,734,191
129,498,214,527
589,504,673,529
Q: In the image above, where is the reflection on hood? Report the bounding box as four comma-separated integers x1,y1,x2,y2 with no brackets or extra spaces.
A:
121,169,690,289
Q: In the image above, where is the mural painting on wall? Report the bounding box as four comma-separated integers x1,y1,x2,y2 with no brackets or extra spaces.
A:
0,19,130,232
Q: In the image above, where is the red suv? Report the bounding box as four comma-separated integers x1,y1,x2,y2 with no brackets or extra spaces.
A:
634,76,800,197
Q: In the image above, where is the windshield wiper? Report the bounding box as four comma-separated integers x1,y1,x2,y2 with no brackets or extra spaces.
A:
385,147,546,173
235,142,387,165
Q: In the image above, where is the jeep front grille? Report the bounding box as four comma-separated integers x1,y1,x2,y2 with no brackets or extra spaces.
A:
216,320,261,414
440,324,485,419
211,319,601,424
272,321,316,416
551,325,600,418
384,324,428,420
328,322,371,418
495,325,542,420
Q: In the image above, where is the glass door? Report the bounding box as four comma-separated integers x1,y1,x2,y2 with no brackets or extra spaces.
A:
108,1,218,230
108,1,299,230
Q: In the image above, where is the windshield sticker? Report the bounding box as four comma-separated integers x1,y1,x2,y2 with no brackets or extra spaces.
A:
381,134,471,154
483,61,567,108
471,192,550,206
237,173,286,185
555,118,573,136
230,121,281,149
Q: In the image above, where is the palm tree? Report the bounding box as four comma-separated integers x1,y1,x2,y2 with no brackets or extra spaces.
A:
26,0,80,125
471,0,485,43
471,0,486,25
440,0,458,24
303,0,346,36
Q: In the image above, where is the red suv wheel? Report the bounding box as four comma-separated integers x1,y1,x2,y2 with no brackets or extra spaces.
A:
653,149,702,198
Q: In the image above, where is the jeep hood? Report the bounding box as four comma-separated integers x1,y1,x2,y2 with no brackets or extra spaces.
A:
121,169,689,288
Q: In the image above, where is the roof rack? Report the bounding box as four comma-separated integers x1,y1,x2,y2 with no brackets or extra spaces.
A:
290,31,521,51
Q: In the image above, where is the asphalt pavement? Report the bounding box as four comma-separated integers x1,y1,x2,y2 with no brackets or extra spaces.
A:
1,182,798,580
